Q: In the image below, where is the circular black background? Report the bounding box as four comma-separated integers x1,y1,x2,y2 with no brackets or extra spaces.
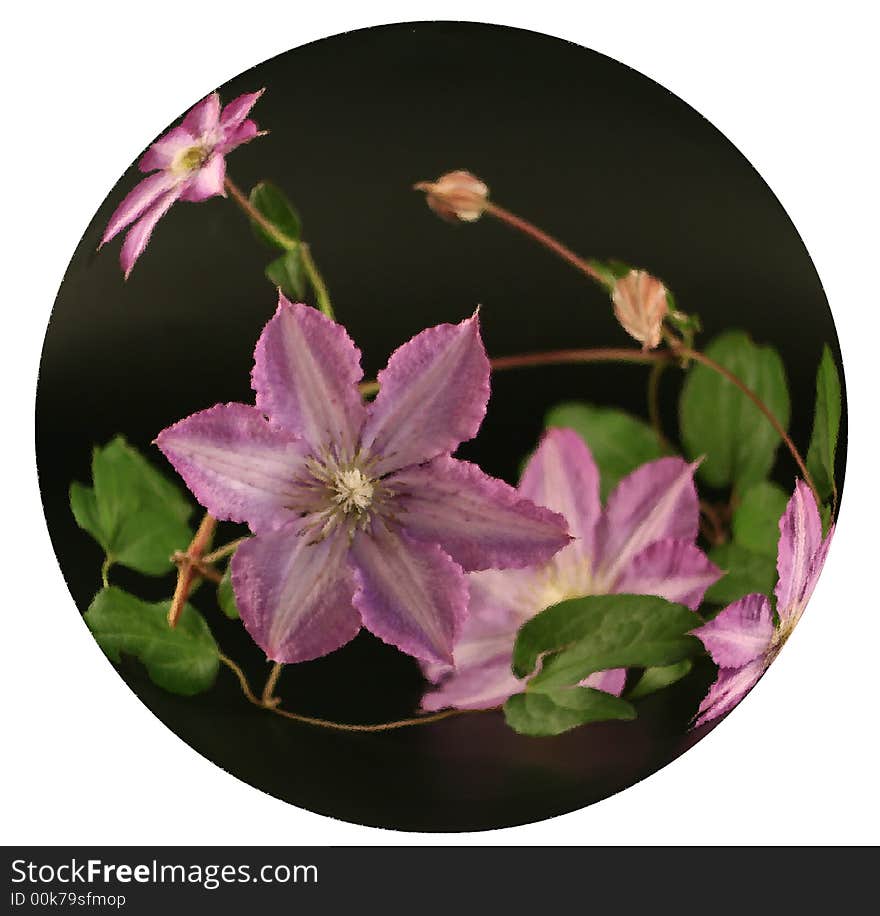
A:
37,22,845,831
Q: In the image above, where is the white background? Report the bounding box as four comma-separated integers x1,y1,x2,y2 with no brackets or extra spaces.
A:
2,1,878,845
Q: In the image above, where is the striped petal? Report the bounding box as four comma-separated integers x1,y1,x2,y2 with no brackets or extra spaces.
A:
119,189,180,279
181,92,221,137
693,658,766,727
695,594,774,669
519,427,602,582
361,313,489,475
252,296,366,454
616,538,721,609
232,524,360,663
595,457,700,588
102,170,178,245
775,479,828,624
155,403,309,533
351,523,467,665
390,456,570,572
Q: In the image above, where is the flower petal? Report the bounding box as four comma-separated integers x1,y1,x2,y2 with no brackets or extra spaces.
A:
420,565,541,706
390,456,570,572
252,296,366,454
351,523,467,665
155,403,309,533
695,593,774,668
220,89,264,131
616,538,721,609
181,92,221,137
693,658,766,727
216,118,261,154
178,152,227,202
519,427,602,577
580,668,627,695
231,525,360,663
775,479,827,624
595,457,700,588
119,189,180,279
422,655,523,711
361,313,490,475
138,125,196,173
101,171,178,245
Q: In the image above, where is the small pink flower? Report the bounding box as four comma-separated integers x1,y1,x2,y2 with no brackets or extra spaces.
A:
415,170,489,222
611,269,669,350
693,480,834,726
101,90,265,278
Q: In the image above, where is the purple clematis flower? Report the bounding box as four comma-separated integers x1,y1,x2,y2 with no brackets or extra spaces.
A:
101,89,264,278
156,297,570,665
693,480,834,727
422,427,721,710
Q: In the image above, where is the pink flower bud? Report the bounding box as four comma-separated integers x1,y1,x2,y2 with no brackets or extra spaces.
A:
611,270,669,350
415,170,489,222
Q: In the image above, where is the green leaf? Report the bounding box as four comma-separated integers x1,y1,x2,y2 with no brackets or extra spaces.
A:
806,345,842,502
71,436,194,576
731,481,788,557
627,659,693,700
69,482,106,551
85,587,219,695
265,247,307,299
679,331,791,489
248,181,301,250
217,566,240,620
504,686,636,736
704,542,777,605
513,594,702,691
545,402,665,500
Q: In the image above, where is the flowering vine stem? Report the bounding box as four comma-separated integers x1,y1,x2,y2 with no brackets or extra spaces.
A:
476,197,821,506
223,175,334,320
217,654,480,731
483,202,605,284
673,343,819,502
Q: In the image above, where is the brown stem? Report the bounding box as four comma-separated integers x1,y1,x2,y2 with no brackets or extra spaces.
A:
202,537,247,565
224,176,297,250
224,175,334,319
261,662,284,708
168,513,217,627
484,202,605,284
358,347,668,396
677,345,820,505
218,654,479,731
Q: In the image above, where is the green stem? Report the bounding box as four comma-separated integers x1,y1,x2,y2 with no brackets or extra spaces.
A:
223,175,334,320
299,243,334,320
647,361,670,450
101,556,112,589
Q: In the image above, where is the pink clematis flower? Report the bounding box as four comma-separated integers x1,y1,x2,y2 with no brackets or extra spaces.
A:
693,480,834,726
156,297,570,665
101,90,264,278
422,427,721,710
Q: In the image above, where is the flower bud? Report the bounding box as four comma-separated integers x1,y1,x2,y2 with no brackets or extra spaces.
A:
415,170,489,222
611,269,669,350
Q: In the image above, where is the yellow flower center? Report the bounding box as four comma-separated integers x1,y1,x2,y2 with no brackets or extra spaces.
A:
173,144,209,175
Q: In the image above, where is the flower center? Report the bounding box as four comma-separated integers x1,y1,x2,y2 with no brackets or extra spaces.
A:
294,452,386,543
331,467,375,514
173,144,209,174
